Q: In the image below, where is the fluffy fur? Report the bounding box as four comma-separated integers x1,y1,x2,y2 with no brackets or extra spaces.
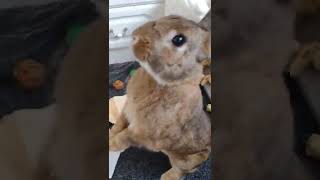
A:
28,0,109,179
0,120,34,180
51,18,107,180
32,17,107,180
109,15,211,180
213,0,319,179
289,42,320,76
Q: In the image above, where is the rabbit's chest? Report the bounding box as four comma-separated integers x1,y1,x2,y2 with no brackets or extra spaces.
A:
126,86,202,130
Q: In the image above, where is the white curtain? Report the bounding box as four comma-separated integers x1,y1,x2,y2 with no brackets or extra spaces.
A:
164,0,211,23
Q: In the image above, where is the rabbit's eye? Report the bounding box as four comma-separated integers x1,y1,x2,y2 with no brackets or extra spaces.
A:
172,34,186,47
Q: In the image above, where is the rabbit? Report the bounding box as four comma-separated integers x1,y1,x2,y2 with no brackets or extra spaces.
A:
32,4,108,180
212,0,319,179
0,119,34,180
46,18,107,180
109,15,211,180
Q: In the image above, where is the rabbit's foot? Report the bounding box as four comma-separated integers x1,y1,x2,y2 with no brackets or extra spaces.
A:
109,113,129,138
109,127,122,139
109,129,131,151
161,150,210,180
161,168,185,180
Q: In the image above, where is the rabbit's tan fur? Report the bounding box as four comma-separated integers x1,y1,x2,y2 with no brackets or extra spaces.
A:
289,42,320,76
30,1,108,179
32,17,107,180
0,120,34,180
212,0,319,179
109,15,211,180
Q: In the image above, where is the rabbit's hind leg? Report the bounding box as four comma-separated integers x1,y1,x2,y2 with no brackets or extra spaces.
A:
161,150,210,180
109,113,129,138
109,128,132,151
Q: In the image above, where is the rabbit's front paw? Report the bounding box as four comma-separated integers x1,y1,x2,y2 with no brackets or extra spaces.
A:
109,138,118,151
109,137,124,151
109,129,131,151
109,128,117,139
161,168,184,180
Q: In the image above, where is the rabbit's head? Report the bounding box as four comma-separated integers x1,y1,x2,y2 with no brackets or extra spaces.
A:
132,15,210,85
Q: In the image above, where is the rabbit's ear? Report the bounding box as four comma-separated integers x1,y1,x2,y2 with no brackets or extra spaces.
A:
132,37,152,62
198,31,211,61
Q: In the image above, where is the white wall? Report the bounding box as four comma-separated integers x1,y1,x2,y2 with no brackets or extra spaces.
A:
164,0,211,23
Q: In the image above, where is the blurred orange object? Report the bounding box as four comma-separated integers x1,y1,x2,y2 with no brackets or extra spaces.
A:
13,59,47,89
112,80,124,90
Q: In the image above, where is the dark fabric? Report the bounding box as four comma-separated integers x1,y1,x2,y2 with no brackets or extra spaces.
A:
284,70,320,177
295,13,320,44
296,72,320,126
108,61,140,99
0,1,98,118
0,0,98,79
112,148,212,180
287,7,320,175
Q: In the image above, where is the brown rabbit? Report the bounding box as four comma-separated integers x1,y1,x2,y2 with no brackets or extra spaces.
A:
46,17,107,180
33,7,108,180
109,15,211,180
212,0,319,179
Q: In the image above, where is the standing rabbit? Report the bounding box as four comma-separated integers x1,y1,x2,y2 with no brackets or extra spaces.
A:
109,15,211,180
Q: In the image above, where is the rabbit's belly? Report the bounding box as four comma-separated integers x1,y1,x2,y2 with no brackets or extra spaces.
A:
127,102,209,152
125,78,207,150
